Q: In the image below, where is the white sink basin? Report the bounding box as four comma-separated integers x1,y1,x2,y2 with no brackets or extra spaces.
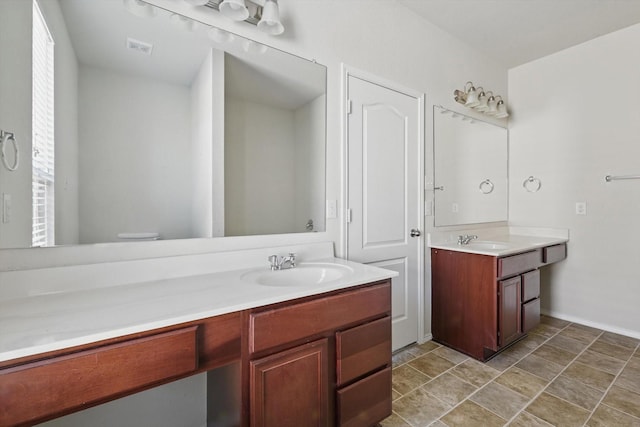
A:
464,241,511,250
240,262,354,287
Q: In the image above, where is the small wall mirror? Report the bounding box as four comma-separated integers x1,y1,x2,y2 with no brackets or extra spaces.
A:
433,106,508,226
0,0,326,248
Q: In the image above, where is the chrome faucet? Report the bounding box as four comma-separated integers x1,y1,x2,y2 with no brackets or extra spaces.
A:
268,253,297,270
457,234,478,245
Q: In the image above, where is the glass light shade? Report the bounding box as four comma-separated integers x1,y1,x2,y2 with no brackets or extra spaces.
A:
475,91,491,111
485,96,498,115
465,86,480,107
495,101,509,118
170,13,197,31
219,0,249,21
257,0,284,35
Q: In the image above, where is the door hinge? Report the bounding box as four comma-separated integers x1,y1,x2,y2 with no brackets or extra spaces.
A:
346,208,352,223
346,99,352,115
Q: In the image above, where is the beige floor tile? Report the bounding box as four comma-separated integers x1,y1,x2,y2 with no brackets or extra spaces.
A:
547,334,589,354
380,412,412,427
529,323,561,339
431,420,448,427
440,400,506,427
516,354,564,381
421,373,477,407
494,367,548,399
450,359,500,388
509,411,554,426
587,404,640,427
519,333,550,350
485,352,519,372
408,353,455,378
533,343,577,366
589,339,635,361
392,364,431,395
616,368,640,395
576,349,626,375
500,341,536,361
393,388,451,426
525,392,591,427
406,340,440,357
392,388,402,401
470,382,530,420
599,331,640,350
431,345,469,365
540,315,571,329
603,385,640,418
393,349,417,368
560,324,602,345
563,361,616,391
545,374,604,410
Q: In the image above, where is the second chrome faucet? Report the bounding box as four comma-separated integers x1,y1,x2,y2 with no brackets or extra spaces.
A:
268,253,297,270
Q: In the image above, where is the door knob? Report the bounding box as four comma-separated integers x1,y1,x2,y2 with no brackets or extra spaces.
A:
410,229,421,237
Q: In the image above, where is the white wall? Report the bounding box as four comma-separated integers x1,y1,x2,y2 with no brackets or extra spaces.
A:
509,23,640,337
0,0,32,248
78,65,193,243
224,97,296,235
295,95,326,232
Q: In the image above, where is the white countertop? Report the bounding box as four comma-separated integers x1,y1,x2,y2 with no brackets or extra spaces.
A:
428,226,569,256
0,244,397,363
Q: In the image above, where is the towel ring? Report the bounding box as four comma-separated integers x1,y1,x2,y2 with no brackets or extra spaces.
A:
523,176,542,192
479,179,494,194
0,130,19,172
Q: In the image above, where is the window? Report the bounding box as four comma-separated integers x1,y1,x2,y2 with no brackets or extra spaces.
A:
32,0,55,247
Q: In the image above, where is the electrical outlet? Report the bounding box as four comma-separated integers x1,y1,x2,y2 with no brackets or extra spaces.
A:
452,202,459,213
575,202,587,215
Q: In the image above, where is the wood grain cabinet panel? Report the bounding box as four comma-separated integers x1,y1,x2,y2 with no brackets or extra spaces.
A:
498,250,541,278
522,269,540,302
0,327,197,427
250,339,329,427
336,367,392,427
499,277,522,347
522,298,541,333
336,316,391,386
249,282,390,354
543,244,567,264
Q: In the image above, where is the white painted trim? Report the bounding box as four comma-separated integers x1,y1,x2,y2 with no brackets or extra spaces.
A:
340,63,426,346
419,333,433,345
541,309,640,340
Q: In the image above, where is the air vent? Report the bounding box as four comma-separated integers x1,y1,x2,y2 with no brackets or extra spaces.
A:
126,37,153,56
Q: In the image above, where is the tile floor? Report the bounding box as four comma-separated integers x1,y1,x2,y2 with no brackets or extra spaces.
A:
382,316,640,426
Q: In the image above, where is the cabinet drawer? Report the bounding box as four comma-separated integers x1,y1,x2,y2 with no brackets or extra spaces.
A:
337,367,392,427
498,250,541,278
522,269,540,302
336,316,391,386
543,244,567,264
249,281,391,354
522,298,541,333
0,327,197,427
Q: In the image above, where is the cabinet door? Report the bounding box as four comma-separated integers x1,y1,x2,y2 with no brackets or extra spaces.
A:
250,338,329,427
499,276,522,346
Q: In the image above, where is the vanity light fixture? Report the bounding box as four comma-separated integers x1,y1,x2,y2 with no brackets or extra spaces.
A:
454,81,509,119
185,0,285,35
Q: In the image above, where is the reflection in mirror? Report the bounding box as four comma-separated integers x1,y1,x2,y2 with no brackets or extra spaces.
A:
0,0,326,249
433,106,508,226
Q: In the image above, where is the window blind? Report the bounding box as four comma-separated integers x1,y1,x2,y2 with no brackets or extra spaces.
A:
32,0,55,247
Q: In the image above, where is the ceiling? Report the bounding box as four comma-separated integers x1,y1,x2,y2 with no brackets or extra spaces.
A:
397,0,640,68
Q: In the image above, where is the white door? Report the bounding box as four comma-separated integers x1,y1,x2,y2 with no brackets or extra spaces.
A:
346,73,423,351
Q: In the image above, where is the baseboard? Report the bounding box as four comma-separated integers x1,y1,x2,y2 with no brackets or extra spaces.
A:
541,309,640,340
419,333,433,344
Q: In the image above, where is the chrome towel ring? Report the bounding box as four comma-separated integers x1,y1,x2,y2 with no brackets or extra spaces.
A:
523,176,542,192
479,179,494,194
0,130,19,172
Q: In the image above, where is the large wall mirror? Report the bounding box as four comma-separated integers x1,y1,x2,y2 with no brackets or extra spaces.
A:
433,106,508,226
0,0,326,249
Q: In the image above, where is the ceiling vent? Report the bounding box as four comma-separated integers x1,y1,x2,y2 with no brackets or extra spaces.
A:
126,37,153,56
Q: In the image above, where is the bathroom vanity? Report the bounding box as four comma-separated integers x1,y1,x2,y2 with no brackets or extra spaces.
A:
429,230,567,361
0,244,395,427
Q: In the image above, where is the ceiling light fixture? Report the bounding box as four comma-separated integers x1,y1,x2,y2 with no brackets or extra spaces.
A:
185,0,285,36
454,81,509,119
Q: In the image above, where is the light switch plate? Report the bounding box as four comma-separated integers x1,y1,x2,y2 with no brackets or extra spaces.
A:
326,200,337,219
575,201,587,215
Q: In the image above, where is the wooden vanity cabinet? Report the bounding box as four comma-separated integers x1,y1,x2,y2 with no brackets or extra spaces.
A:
431,243,566,361
245,280,392,427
